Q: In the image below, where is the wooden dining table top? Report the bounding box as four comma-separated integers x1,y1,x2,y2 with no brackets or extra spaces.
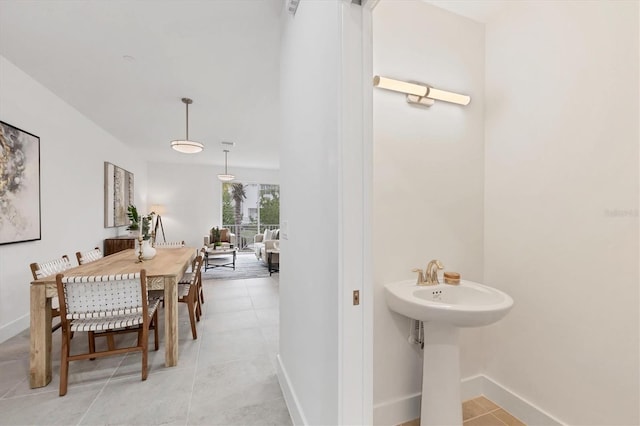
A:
31,247,196,285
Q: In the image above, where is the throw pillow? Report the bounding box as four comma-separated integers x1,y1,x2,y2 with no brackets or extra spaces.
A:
263,229,269,241
220,228,229,242
265,229,273,240
272,229,279,240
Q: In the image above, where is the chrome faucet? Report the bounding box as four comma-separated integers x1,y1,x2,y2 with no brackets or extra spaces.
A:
425,259,444,284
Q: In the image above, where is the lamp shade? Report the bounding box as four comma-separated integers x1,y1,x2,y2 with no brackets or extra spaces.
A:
171,139,203,154
170,98,204,154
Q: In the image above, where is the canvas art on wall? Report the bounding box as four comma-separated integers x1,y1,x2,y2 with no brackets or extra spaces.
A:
104,162,134,227
0,121,41,245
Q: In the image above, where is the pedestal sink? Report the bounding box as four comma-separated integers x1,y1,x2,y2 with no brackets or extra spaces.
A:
384,279,513,426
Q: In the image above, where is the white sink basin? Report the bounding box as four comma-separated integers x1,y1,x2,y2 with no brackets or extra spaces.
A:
384,279,514,425
384,279,514,327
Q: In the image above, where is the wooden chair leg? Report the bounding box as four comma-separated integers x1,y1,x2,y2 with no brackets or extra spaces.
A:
141,326,149,381
187,297,197,340
107,335,115,351
152,311,159,351
88,331,96,361
195,296,201,321
59,330,70,396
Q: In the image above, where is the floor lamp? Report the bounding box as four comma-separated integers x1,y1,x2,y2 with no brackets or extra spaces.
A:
150,204,166,243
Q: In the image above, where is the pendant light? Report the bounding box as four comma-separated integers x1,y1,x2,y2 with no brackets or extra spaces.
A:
170,98,204,154
217,149,235,182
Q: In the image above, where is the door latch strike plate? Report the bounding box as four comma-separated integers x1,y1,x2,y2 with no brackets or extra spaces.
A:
353,290,360,306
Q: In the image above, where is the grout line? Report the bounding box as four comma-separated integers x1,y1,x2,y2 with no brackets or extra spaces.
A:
75,351,130,425
184,326,203,426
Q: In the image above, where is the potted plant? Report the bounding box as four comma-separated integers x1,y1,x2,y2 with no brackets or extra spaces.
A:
126,205,140,232
128,205,157,260
210,227,221,248
141,212,155,241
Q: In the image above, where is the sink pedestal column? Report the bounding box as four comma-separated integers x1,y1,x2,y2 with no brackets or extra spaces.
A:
421,322,462,426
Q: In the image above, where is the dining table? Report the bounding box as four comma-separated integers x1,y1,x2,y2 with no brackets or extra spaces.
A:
29,246,196,388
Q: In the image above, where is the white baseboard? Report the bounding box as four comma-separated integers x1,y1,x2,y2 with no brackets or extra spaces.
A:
277,354,308,426
480,376,564,426
373,374,564,426
373,392,421,426
0,314,29,344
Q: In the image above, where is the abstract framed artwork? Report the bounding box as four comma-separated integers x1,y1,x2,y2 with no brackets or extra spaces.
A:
104,162,134,227
0,120,41,245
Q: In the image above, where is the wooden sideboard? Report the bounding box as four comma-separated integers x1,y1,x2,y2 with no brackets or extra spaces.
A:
104,236,135,255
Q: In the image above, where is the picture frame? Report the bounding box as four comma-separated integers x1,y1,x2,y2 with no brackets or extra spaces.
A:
0,120,41,245
104,162,134,227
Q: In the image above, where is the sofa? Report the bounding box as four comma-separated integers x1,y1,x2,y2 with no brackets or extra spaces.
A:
254,228,280,265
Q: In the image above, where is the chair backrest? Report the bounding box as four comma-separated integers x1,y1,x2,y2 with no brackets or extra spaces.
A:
219,228,231,243
75,247,103,265
190,253,204,285
55,271,148,324
30,255,73,280
155,241,185,249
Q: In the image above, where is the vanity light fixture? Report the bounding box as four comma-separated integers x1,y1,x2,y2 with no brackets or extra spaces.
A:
217,149,235,182
170,98,204,154
373,75,471,107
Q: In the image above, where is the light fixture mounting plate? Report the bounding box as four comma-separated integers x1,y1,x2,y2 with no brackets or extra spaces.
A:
181,98,193,105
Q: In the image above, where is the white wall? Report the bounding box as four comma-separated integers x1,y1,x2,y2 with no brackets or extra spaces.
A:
484,2,639,424
146,162,278,248
372,2,485,424
0,55,147,342
278,1,341,424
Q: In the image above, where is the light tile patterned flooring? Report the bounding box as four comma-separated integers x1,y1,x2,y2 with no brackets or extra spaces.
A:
0,276,292,425
400,396,526,426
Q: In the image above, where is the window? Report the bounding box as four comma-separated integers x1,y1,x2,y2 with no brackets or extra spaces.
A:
222,182,280,250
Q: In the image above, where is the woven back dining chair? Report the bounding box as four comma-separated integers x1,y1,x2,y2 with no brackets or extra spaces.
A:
29,255,74,333
55,270,159,396
178,254,204,340
154,241,185,248
75,247,103,265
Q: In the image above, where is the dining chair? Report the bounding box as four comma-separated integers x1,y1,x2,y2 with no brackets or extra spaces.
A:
55,270,159,396
154,240,185,248
75,247,103,265
180,247,206,306
178,254,204,340
29,255,74,333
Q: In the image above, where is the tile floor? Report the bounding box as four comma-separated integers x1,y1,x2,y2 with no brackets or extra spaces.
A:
399,396,526,426
0,276,292,425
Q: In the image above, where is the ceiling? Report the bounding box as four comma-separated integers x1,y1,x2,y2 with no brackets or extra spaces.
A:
0,0,509,171
0,0,284,169
422,0,511,23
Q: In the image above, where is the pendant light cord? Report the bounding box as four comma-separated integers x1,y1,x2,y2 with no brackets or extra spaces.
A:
185,102,189,140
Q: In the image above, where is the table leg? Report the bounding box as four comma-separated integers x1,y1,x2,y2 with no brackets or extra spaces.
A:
164,276,179,367
233,250,236,270
29,285,52,388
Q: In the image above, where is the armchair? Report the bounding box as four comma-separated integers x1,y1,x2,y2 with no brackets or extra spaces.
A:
204,227,236,247
254,228,280,264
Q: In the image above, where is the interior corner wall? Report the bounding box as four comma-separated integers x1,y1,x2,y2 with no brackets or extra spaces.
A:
484,2,639,424
0,55,147,342
146,162,279,248
372,2,485,424
278,1,341,424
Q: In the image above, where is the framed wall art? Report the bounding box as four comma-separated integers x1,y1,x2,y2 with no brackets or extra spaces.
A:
104,162,134,227
0,120,41,245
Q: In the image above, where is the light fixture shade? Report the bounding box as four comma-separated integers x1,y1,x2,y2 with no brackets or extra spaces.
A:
171,140,204,154
373,75,471,106
217,148,235,181
171,97,204,154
